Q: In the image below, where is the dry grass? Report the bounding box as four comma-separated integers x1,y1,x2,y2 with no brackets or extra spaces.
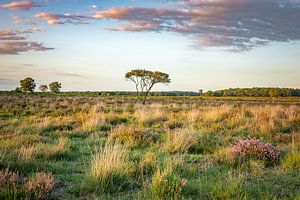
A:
163,127,198,153
87,143,132,194
1,94,300,199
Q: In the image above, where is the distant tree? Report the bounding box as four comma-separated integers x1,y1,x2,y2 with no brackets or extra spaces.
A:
15,87,22,93
39,85,48,92
269,88,279,97
49,82,62,93
20,77,36,93
125,69,170,104
204,90,213,97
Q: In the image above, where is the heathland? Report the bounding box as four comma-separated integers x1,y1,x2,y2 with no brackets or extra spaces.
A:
0,94,299,199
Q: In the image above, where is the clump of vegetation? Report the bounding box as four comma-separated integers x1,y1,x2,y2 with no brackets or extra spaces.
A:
162,128,198,153
149,167,183,200
232,139,280,165
25,172,54,200
0,169,54,200
109,125,156,148
86,143,133,194
281,151,300,171
147,157,185,200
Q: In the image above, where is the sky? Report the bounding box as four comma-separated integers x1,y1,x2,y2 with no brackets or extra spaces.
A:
0,0,300,92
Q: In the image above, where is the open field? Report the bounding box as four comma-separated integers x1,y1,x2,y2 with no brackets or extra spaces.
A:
0,94,300,199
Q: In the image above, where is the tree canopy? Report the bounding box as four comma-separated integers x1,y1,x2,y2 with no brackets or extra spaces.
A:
39,85,48,92
49,82,62,93
204,87,300,97
125,69,170,104
20,77,36,93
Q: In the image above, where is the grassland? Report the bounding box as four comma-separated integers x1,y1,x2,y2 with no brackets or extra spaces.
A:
0,94,299,199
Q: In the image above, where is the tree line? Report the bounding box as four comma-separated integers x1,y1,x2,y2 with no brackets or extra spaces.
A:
204,87,300,97
12,73,300,99
15,77,62,93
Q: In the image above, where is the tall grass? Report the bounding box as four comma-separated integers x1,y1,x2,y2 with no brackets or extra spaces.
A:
86,143,132,194
163,128,198,153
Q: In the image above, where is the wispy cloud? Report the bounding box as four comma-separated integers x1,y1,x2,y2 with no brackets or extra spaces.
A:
51,71,87,78
0,78,19,85
35,12,90,25
0,42,54,55
1,1,40,11
0,28,42,40
0,28,54,55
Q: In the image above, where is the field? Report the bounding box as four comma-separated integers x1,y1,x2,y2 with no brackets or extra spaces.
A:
0,94,300,200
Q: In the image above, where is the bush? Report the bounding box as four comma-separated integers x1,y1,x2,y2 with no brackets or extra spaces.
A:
282,151,300,171
232,139,280,165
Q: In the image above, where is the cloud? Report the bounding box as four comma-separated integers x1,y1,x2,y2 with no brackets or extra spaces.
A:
12,15,38,25
0,28,53,55
0,42,54,55
1,1,40,10
51,71,87,78
35,12,90,25
0,28,42,40
90,0,300,51
90,5,98,9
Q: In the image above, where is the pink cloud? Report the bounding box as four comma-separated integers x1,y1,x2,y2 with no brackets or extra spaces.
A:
1,1,40,11
0,42,54,55
0,28,53,55
35,12,90,25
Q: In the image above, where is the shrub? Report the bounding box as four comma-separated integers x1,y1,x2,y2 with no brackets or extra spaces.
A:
109,125,156,148
86,143,132,194
282,151,300,171
232,139,280,165
163,128,198,153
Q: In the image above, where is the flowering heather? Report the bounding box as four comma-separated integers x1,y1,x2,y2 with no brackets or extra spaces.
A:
232,139,280,164
0,169,23,189
0,169,54,200
25,172,54,200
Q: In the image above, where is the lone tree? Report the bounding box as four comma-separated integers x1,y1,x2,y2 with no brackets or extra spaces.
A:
39,85,48,92
125,69,170,104
20,77,36,93
49,82,62,93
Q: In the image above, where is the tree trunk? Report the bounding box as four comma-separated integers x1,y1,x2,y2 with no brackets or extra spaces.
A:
142,84,154,104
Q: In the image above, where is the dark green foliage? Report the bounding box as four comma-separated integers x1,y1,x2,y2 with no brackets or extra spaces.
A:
49,82,62,93
20,77,36,93
205,87,300,97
